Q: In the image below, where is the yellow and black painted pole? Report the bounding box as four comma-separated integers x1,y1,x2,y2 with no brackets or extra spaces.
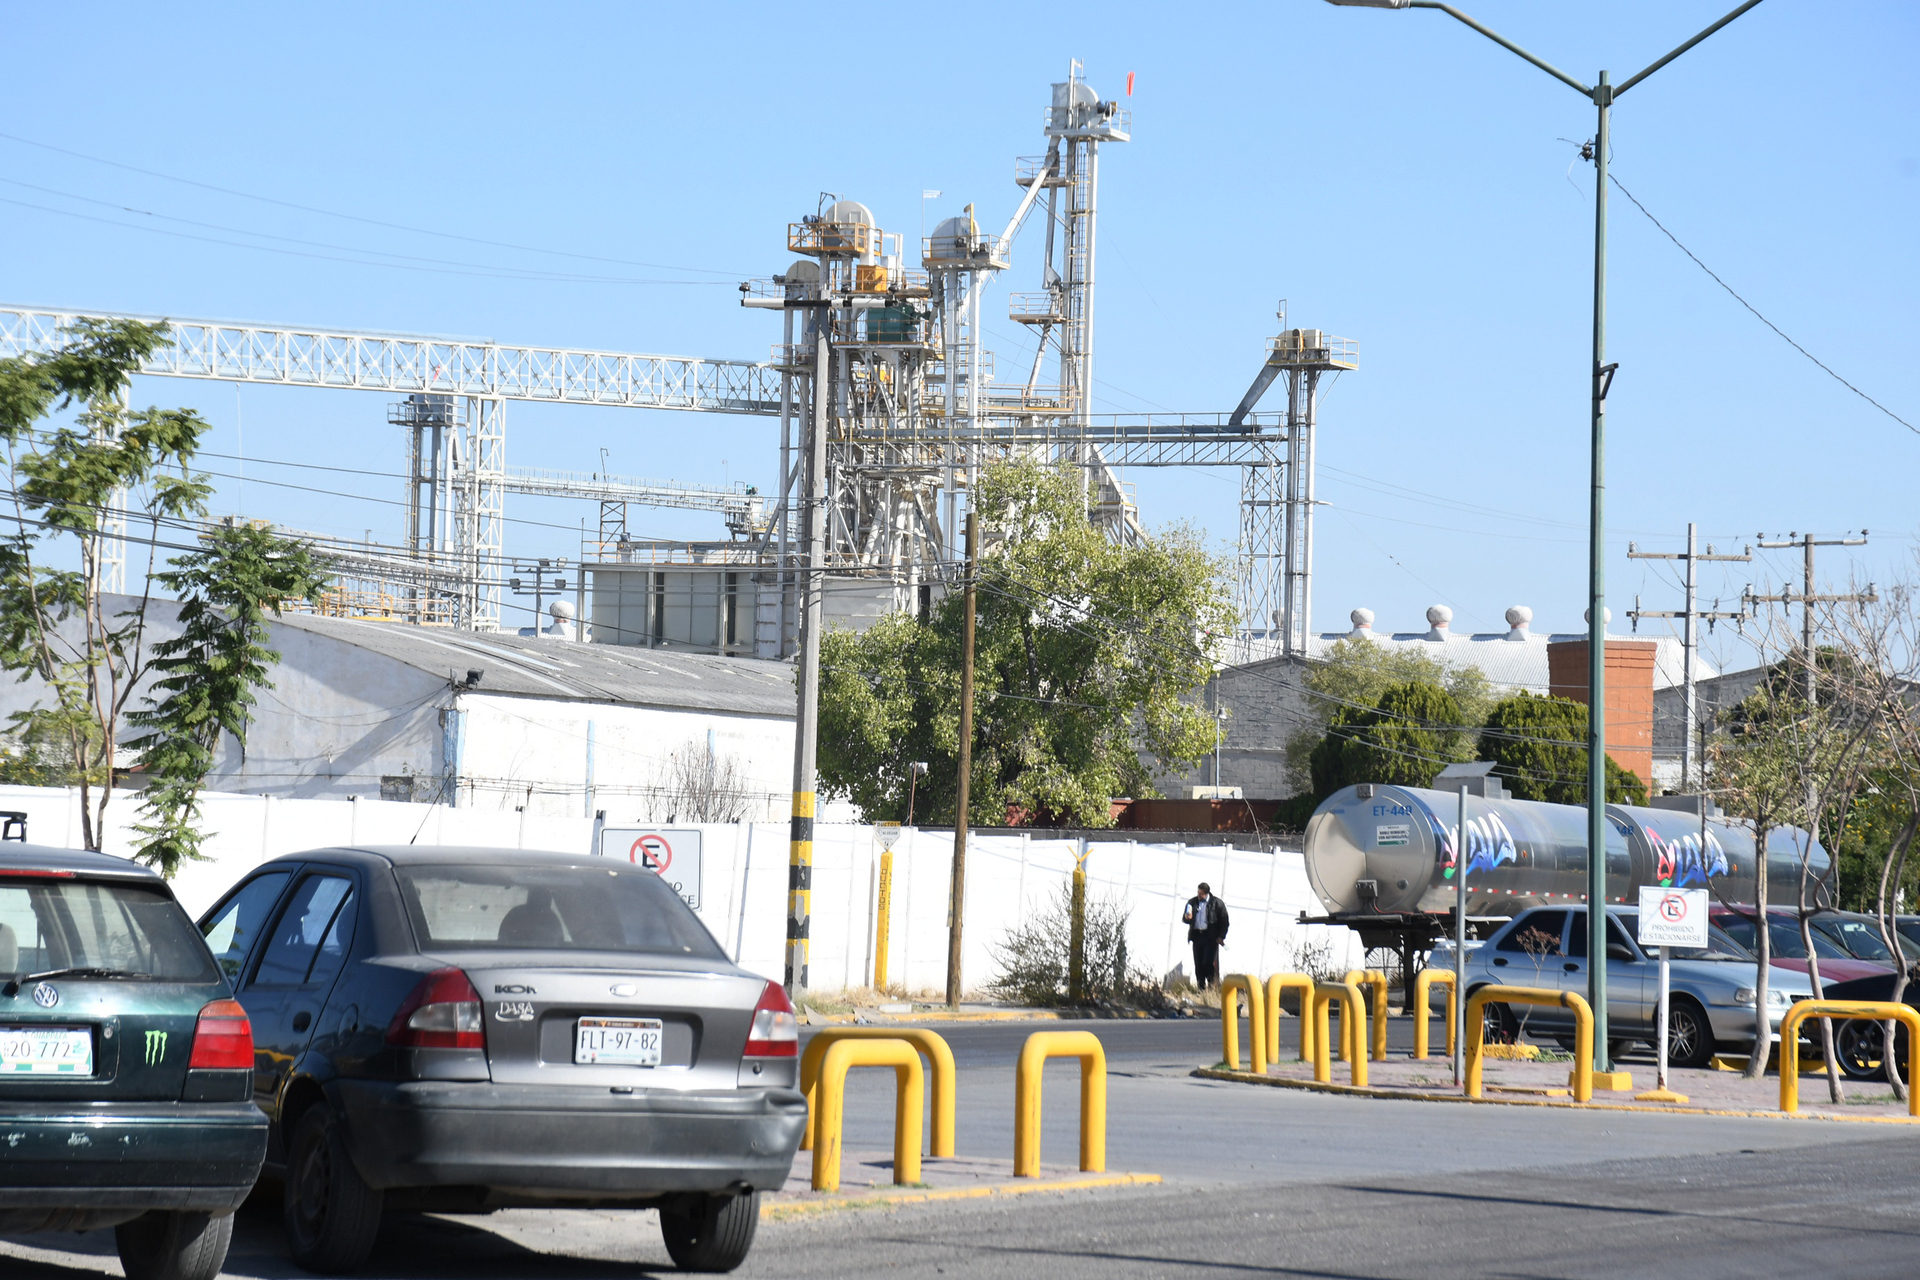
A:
785,318,830,1000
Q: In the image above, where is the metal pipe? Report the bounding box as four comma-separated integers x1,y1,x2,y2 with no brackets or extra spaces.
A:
947,510,978,1008
1586,70,1613,1075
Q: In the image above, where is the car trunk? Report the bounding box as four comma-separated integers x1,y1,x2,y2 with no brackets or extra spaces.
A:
0,981,211,1103
436,952,764,1091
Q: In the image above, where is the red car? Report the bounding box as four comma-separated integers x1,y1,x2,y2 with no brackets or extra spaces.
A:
1710,907,1894,986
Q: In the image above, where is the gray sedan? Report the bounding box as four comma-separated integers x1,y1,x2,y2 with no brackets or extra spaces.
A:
1454,905,1814,1068
199,846,805,1273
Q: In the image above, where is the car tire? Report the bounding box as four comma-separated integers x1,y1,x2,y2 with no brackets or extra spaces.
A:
1478,999,1517,1045
660,1190,761,1272
115,1210,234,1280
283,1105,385,1273
1666,997,1716,1071
1837,1019,1888,1081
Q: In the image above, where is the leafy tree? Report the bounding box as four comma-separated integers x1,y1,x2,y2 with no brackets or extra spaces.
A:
1308,681,1470,797
817,460,1233,827
1284,637,1492,793
125,523,328,876
1477,690,1647,806
0,319,325,869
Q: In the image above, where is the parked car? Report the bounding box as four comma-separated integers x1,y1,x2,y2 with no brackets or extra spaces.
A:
1,845,267,1280
1458,905,1815,1068
1804,967,1920,1082
1810,910,1920,968
199,846,806,1273
1709,907,1894,985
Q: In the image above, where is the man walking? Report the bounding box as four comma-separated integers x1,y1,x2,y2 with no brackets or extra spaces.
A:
1182,882,1229,990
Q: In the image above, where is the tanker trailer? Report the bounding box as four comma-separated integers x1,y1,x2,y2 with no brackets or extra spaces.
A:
1303,783,1825,923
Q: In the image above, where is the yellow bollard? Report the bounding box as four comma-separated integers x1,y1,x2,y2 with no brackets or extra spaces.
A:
1465,984,1594,1102
801,1027,957,1156
1013,1030,1107,1177
1265,973,1316,1064
1778,1001,1920,1116
873,845,895,991
1343,969,1389,1062
1219,974,1266,1073
1413,969,1457,1061
811,1038,925,1192
1310,980,1367,1087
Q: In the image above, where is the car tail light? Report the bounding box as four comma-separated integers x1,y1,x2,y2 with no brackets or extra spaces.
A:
743,980,798,1058
385,968,486,1050
187,999,254,1069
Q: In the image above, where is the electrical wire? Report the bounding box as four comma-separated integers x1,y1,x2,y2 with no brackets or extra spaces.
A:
1609,172,1915,437
0,130,750,277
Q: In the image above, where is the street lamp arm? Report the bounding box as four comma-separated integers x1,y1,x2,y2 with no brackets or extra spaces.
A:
1614,0,1767,96
1405,2,1593,97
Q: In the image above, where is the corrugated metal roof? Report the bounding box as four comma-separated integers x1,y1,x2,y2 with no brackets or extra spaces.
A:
270,613,795,718
1301,630,1710,693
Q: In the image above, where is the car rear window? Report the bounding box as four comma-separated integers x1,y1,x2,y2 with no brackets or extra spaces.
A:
393,863,725,959
0,876,218,983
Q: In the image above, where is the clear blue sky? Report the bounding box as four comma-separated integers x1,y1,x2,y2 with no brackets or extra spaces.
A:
2,1,1913,656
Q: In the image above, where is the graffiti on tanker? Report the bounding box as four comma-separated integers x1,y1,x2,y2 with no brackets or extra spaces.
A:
1438,813,1519,880
1650,829,1729,888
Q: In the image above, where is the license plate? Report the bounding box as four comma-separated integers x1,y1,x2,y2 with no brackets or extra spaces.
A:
0,1025,93,1076
574,1017,663,1066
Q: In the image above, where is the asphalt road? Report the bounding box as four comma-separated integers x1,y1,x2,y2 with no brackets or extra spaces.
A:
6,1020,1915,1278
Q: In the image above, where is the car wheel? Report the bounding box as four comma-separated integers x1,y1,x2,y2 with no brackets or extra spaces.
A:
1479,1000,1517,1045
283,1105,385,1273
660,1190,761,1272
1665,998,1716,1070
115,1210,234,1280
1837,1019,1888,1081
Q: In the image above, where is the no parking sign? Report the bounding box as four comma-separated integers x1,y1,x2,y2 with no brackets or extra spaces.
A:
1636,886,1708,948
600,827,703,910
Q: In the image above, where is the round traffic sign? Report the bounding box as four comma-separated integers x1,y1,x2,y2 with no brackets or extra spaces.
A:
629,834,673,874
1658,892,1688,922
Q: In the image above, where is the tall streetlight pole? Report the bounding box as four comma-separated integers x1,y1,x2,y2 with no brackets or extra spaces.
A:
1326,0,1766,1079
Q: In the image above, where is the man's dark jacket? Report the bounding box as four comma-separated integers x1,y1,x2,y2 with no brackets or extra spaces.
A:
1184,895,1229,943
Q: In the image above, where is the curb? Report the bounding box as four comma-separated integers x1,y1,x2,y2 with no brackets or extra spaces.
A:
1191,1066,1920,1124
761,1172,1164,1220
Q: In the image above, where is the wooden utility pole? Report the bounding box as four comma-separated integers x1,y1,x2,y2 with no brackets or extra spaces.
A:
946,510,978,1010
1746,531,1875,708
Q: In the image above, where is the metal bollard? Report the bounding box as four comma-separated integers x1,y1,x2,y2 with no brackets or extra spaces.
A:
1311,979,1367,1087
800,1026,957,1156
1265,972,1316,1064
1013,1030,1107,1177
1778,1000,1920,1117
1465,984,1593,1102
1219,973,1266,1073
1343,968,1389,1062
811,1037,925,1192
1413,969,1457,1061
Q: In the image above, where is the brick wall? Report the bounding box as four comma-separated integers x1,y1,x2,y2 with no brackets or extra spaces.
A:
1546,638,1659,791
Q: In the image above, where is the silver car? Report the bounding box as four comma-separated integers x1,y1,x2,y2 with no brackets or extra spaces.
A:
1455,905,1814,1068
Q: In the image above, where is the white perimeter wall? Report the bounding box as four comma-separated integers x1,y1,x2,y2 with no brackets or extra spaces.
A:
0,785,1360,992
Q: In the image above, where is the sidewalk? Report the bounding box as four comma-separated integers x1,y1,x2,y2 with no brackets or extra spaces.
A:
763,1150,1161,1219
1199,1050,1919,1122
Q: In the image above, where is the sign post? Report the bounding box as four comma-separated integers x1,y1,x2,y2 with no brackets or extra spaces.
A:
1635,885,1707,1103
872,822,902,991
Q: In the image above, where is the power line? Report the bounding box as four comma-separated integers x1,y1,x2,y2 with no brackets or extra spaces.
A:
1609,173,1916,437
0,130,750,278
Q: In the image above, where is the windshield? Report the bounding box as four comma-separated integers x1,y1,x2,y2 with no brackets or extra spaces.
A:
1613,912,1753,962
1816,917,1898,963
0,876,218,983
394,863,725,959
1717,915,1850,960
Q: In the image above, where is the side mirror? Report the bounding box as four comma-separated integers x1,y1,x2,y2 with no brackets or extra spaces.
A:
1606,943,1636,962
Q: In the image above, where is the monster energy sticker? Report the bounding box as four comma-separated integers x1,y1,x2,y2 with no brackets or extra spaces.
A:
144,1030,167,1065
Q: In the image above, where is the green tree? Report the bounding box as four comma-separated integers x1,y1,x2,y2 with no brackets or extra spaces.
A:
1308,680,1470,797
817,460,1233,827
1477,690,1647,806
125,523,328,877
1284,637,1493,793
0,318,325,868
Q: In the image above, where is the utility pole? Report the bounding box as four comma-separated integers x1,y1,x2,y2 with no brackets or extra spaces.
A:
1627,524,1749,791
1745,531,1875,707
784,318,830,1002
946,510,978,1010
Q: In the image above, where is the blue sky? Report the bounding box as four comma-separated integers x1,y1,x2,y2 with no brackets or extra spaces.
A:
1,1,1913,656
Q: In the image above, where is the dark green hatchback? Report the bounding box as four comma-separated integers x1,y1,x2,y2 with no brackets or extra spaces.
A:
0,844,267,1280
